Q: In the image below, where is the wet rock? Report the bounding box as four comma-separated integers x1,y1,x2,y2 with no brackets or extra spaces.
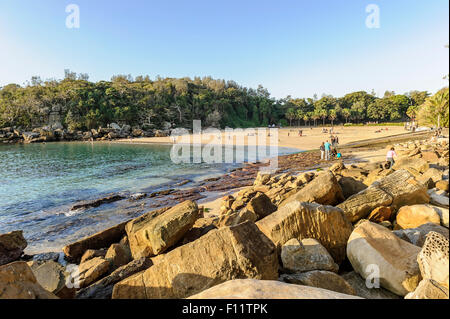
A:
71,194,125,211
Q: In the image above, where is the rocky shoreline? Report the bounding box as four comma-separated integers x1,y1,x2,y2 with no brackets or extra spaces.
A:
1,134,449,299
0,123,169,144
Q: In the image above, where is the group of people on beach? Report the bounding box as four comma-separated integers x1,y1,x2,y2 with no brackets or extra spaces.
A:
319,136,340,161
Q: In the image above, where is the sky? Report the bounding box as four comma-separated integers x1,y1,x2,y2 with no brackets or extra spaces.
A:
0,0,448,98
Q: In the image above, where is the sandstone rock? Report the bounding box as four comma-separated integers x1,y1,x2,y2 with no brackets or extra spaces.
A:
367,206,392,223
417,231,449,289
105,243,131,270
405,279,449,299
80,249,107,264
246,192,277,219
29,260,74,298
112,221,278,299
330,161,345,173
337,186,393,223
393,157,429,173
421,151,440,163
396,205,441,229
0,261,58,299
337,176,368,199
430,205,449,227
76,257,152,299
280,271,355,296
281,171,344,207
217,208,257,227
379,220,392,229
363,168,394,186
188,279,361,299
281,238,338,273
341,271,401,299
78,257,110,288
63,221,127,262
436,180,449,192
181,218,217,244
421,168,444,183
346,221,421,296
393,223,449,247
126,201,198,259
256,201,352,264
0,230,27,266
253,172,271,186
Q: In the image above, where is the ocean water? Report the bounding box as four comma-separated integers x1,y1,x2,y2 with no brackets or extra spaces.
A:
0,141,298,254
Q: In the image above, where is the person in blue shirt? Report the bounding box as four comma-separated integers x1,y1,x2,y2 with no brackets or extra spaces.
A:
324,140,331,160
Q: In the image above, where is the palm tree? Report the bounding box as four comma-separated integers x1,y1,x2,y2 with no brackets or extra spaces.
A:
303,113,310,127
311,111,320,127
286,108,296,126
295,109,304,126
421,88,449,128
341,108,351,124
328,109,337,127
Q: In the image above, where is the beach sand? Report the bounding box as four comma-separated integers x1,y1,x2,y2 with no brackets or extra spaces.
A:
116,125,407,151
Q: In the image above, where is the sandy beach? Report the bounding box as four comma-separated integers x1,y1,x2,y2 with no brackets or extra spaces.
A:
116,125,407,151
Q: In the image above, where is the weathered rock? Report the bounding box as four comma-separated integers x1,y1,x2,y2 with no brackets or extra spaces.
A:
367,206,392,223
393,157,429,173
346,221,421,296
126,201,198,259
421,151,440,163
405,279,449,299
78,257,110,288
393,223,449,247
363,168,394,186
281,238,338,273
337,176,368,199
0,261,58,299
337,186,393,223
112,221,278,299
280,271,355,296
63,221,127,262
256,201,353,264
76,257,152,299
396,204,441,229
188,279,361,299
281,171,344,207
246,192,277,219
181,218,217,244
430,205,449,227
341,271,401,299
80,249,107,264
29,260,74,298
253,172,271,186
217,208,257,227
436,180,449,192
0,230,27,266
338,170,430,222
428,189,449,208
417,231,449,289
71,194,125,211
105,243,132,270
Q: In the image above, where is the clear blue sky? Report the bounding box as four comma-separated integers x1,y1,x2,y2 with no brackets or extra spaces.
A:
0,0,448,98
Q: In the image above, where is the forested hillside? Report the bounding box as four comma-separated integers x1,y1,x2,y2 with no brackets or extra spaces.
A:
0,71,447,131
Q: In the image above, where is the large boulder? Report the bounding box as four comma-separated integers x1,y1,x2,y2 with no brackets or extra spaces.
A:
393,223,449,247
112,221,278,299
0,261,58,299
280,238,338,273
246,193,277,219
392,157,429,173
105,243,132,271
0,230,27,266
188,279,361,299
431,205,449,228
337,176,368,199
280,271,355,296
28,260,73,298
126,201,198,259
77,257,111,288
346,221,421,296
341,271,400,299
281,171,344,207
405,279,449,299
417,231,449,289
396,205,441,229
256,201,353,264
338,170,429,223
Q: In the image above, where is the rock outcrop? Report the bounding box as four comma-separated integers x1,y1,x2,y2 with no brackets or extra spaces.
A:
0,231,27,266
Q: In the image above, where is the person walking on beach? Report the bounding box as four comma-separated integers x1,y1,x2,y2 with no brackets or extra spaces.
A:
386,147,397,169
320,142,325,160
324,140,331,160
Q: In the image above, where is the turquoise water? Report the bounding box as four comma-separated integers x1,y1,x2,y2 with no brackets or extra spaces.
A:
0,141,298,254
